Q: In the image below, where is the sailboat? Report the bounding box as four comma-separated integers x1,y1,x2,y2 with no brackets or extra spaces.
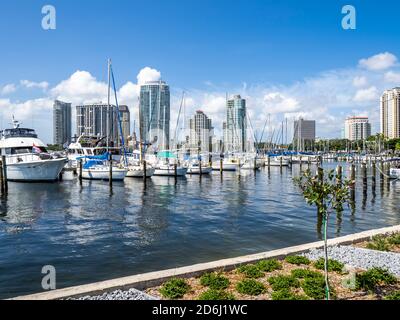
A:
78,59,127,181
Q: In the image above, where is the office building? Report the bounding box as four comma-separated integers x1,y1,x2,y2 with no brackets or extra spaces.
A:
344,116,371,141
189,110,213,153
139,80,170,151
53,100,72,146
293,118,316,151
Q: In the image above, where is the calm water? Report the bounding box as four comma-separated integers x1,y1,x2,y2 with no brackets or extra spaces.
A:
0,162,399,299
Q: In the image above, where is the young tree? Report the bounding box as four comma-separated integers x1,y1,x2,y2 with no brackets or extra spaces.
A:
294,168,353,300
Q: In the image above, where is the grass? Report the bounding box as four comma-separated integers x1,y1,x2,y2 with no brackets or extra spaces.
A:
271,289,308,300
384,291,400,300
256,259,282,272
237,264,264,279
285,255,311,266
355,268,397,292
387,233,400,246
314,258,344,273
236,279,266,296
159,278,191,299
366,235,392,252
200,273,230,290
198,289,235,300
300,276,336,300
268,275,300,291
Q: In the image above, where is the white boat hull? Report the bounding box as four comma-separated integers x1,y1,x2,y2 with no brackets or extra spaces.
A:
187,166,213,175
82,167,127,181
390,168,400,179
153,167,188,176
6,158,67,182
212,162,238,171
126,167,155,178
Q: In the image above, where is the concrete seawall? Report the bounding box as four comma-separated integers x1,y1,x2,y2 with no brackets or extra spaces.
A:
11,224,400,300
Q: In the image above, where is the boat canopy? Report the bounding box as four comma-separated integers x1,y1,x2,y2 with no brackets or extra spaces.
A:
83,159,105,169
76,152,110,161
157,151,177,159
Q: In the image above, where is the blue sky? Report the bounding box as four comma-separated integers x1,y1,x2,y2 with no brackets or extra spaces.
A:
0,0,400,143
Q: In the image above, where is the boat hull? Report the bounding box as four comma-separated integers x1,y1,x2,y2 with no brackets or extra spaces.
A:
211,162,238,171
6,158,67,182
389,168,400,179
187,166,213,175
82,168,127,181
153,167,187,176
126,167,155,178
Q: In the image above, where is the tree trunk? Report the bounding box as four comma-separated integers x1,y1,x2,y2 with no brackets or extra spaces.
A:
323,214,330,300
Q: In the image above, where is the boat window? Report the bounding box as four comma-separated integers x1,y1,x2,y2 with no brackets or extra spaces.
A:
11,147,32,155
87,150,93,155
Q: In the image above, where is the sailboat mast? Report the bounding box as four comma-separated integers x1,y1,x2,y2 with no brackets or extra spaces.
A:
107,58,111,151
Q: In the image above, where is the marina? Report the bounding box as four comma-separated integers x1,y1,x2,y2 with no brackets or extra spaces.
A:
1,161,400,299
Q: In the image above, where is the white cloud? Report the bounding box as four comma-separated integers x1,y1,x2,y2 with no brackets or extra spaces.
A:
137,67,161,85
353,86,379,102
1,83,17,95
352,76,368,88
262,92,300,114
359,52,397,71
20,80,49,90
384,71,400,83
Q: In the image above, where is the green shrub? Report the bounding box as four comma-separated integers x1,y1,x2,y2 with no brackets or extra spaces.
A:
271,289,308,300
355,268,397,292
384,291,400,300
159,278,190,299
256,259,282,272
268,275,300,291
314,258,344,273
301,276,333,300
200,273,230,290
198,289,235,300
291,269,324,280
285,255,311,265
236,279,266,296
366,235,391,252
388,233,400,246
237,264,264,279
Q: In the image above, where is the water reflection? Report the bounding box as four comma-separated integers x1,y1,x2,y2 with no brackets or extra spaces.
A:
0,162,399,298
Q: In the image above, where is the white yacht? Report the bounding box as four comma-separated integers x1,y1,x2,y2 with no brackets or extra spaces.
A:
123,151,155,178
186,160,212,175
0,120,67,182
268,156,290,167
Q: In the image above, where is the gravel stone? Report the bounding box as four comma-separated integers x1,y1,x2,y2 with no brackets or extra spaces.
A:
304,245,400,276
70,288,157,300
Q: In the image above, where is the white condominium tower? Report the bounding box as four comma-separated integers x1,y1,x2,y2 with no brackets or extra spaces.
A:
223,95,247,152
189,110,213,153
344,116,371,141
381,87,400,139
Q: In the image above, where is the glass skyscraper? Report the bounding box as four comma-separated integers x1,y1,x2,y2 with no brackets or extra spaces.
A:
53,100,72,146
224,95,247,152
139,80,170,151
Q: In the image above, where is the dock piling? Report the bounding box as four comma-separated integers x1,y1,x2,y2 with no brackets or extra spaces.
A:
109,154,113,187
1,156,7,193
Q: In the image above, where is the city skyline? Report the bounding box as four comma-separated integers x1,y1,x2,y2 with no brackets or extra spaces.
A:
1,1,400,143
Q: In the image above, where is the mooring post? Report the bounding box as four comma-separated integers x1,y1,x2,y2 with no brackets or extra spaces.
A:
267,156,270,171
1,156,7,192
336,165,342,186
372,161,376,189
109,154,113,187
350,163,356,201
220,158,223,175
79,159,83,184
143,160,147,183
199,159,203,176
0,159,4,194
254,158,257,172
299,156,303,170
386,161,391,186
174,162,178,179
209,155,212,167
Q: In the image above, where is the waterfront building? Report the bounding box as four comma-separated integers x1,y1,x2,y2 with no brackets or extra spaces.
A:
139,80,170,151
381,87,400,139
189,110,213,153
53,100,72,146
225,95,247,152
344,116,371,141
119,105,130,144
293,118,316,151
76,103,119,145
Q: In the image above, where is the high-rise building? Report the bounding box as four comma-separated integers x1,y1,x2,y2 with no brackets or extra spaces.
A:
189,110,213,153
381,88,400,139
118,105,130,144
225,95,247,152
139,81,170,151
344,116,371,141
293,118,316,151
76,103,119,145
53,100,72,146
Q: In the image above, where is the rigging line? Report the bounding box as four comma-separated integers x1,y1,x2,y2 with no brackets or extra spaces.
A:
174,91,185,148
246,112,259,153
